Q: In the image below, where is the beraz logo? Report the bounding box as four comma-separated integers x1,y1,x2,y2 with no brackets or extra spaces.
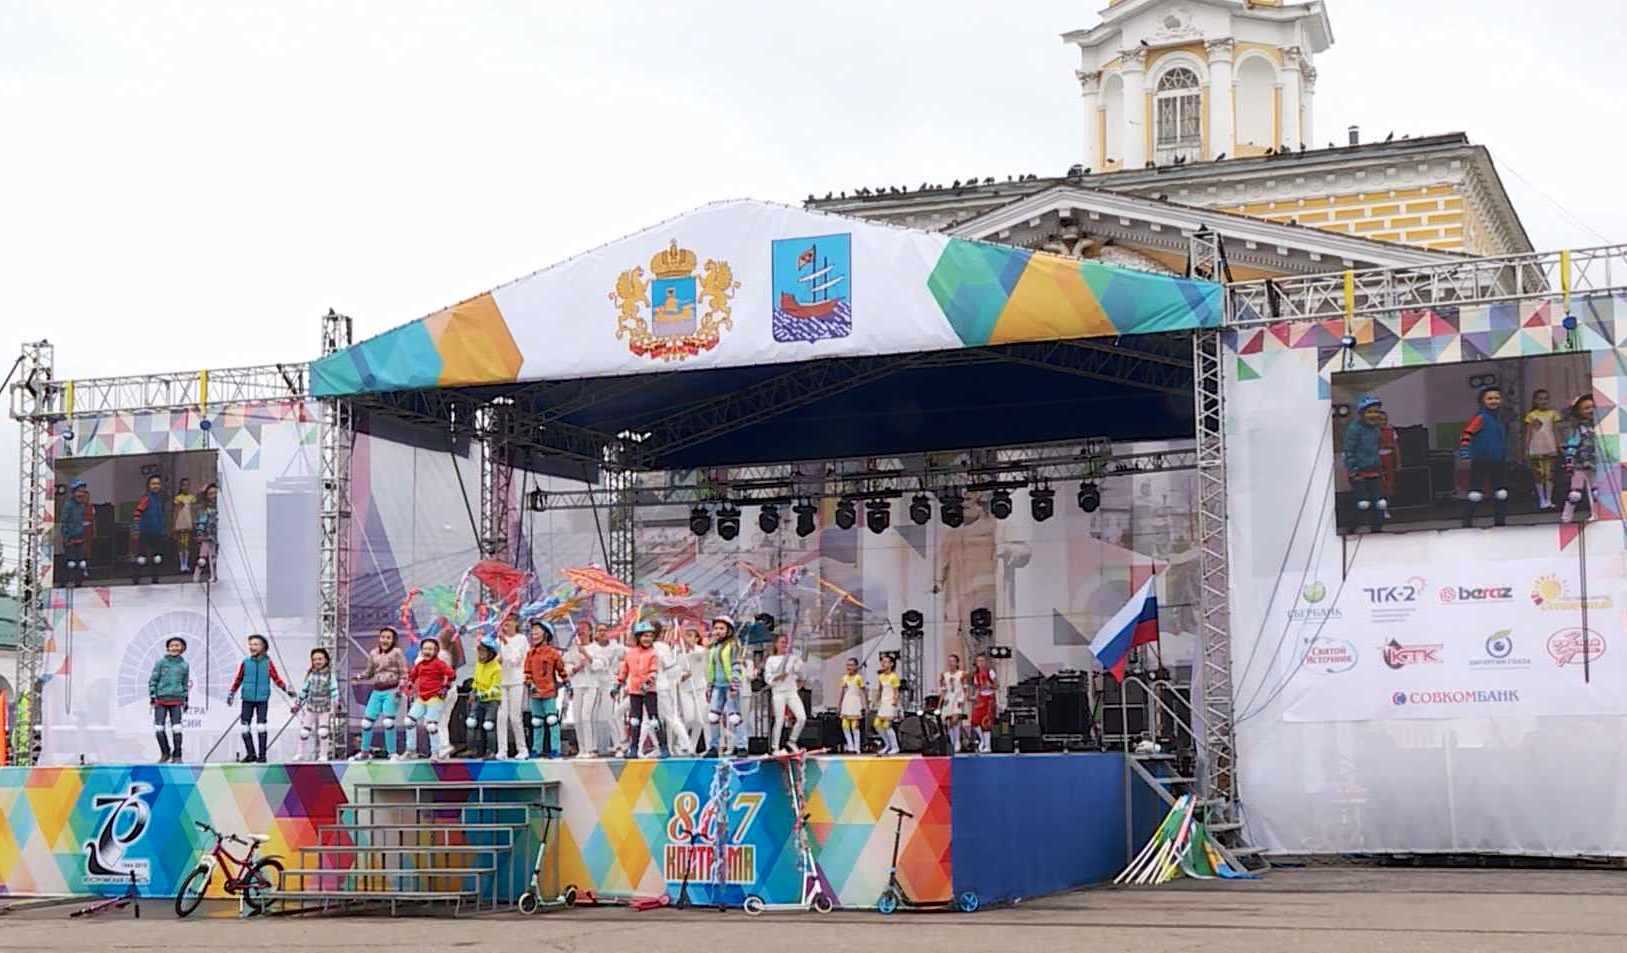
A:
84,782,154,885
1437,585,1513,605
1382,639,1442,669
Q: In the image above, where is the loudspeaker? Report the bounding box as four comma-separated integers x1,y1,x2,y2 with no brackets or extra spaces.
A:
1043,675,1089,736
896,715,925,753
992,734,1015,754
1101,705,1146,735
747,735,770,756
1396,424,1429,463
815,711,846,750
1394,466,1430,507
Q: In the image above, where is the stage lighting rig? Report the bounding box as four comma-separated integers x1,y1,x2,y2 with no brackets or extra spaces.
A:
901,609,925,640
689,506,712,537
834,497,857,530
939,489,964,528
793,498,818,537
865,498,891,535
527,489,548,512
758,503,780,534
1030,483,1055,522
1077,482,1101,514
716,502,742,541
909,493,932,526
989,488,1013,520
969,607,993,641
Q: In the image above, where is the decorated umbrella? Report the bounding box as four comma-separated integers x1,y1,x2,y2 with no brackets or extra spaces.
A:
470,560,530,602
563,565,634,597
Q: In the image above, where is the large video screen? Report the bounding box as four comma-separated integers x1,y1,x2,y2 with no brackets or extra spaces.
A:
52,450,221,587
1330,352,1594,535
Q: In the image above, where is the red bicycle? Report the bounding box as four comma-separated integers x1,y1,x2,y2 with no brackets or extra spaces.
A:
174,821,283,918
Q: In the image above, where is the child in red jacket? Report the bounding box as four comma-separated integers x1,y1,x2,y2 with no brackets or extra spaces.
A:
617,622,664,759
400,637,456,760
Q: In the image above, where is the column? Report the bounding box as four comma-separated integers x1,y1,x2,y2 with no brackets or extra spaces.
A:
1076,69,1102,171
1120,48,1148,169
1205,39,1235,160
1279,45,1304,150
1300,63,1317,147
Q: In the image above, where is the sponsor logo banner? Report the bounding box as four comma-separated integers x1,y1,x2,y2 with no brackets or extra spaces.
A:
1547,628,1606,667
1436,584,1514,606
1469,630,1532,669
1391,689,1521,707
1301,638,1359,674
1381,639,1442,669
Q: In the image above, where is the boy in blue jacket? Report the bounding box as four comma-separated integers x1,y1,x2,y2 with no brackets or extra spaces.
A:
1342,395,1387,533
130,475,169,584
227,633,295,763
148,636,191,763
1459,386,1509,528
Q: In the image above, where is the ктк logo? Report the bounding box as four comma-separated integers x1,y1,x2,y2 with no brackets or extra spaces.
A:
1382,639,1443,670
84,782,154,885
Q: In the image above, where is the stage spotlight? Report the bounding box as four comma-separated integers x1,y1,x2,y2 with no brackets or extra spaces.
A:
865,498,891,535
689,506,712,537
969,607,994,641
793,498,817,537
1031,485,1055,522
527,489,548,512
716,502,742,541
834,497,857,530
989,488,1013,520
939,491,965,528
909,493,932,526
758,503,780,534
1078,482,1101,514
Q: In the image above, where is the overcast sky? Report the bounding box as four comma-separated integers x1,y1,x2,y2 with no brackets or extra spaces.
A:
2,0,1624,531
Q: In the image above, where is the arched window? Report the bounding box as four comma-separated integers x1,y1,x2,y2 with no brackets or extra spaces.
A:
1154,66,1202,163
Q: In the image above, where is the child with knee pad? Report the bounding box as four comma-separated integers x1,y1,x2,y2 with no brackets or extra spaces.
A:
1342,394,1387,533
130,475,170,584
1459,386,1510,528
618,622,663,759
653,622,693,756
351,627,407,761
226,634,293,763
467,637,503,759
1525,389,1562,510
60,481,93,587
872,653,902,756
148,636,191,763
524,620,566,758
1562,394,1600,524
401,637,456,760
703,616,745,757
496,615,532,760
294,647,340,761
837,657,866,754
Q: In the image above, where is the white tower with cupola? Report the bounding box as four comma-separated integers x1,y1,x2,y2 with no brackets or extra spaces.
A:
1066,0,1333,171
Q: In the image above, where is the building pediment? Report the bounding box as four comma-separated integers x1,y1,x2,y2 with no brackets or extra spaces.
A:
1063,0,1331,53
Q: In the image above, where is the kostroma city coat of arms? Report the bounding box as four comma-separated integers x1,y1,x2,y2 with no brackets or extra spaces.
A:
610,240,739,361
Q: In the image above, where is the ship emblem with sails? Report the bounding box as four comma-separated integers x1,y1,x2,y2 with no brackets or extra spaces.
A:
771,232,852,343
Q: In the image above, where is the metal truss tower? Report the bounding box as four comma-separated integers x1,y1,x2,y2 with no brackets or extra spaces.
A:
318,311,354,757
477,403,514,563
9,341,54,765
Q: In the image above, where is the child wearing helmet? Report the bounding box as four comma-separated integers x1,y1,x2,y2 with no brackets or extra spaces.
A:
294,647,341,762
351,627,407,760
703,615,746,757
467,638,504,759
1342,394,1387,533
524,620,566,758
1459,386,1510,528
400,637,457,760
618,621,664,759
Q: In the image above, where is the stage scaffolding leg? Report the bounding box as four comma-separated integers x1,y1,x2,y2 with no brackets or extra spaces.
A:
318,312,354,759
9,341,55,766
606,457,636,620
478,403,514,563
1193,326,1239,822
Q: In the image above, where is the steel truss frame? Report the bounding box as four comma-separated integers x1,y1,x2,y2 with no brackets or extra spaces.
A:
9,342,54,765
318,312,353,758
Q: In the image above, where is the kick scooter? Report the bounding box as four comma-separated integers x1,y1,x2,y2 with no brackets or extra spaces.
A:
743,750,836,915
516,805,578,914
875,806,978,914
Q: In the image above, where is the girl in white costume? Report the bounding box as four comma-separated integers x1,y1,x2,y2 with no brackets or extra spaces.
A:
938,653,968,755
653,622,694,755
764,634,806,754
836,658,866,754
561,624,589,755
435,633,463,759
496,616,531,759
605,625,630,755
569,623,616,757
680,626,709,747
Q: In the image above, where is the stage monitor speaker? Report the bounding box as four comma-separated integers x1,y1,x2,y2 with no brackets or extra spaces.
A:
1394,466,1430,507
747,735,770,756
814,711,846,750
992,735,1015,754
1101,706,1147,736
1043,688,1088,737
896,715,925,753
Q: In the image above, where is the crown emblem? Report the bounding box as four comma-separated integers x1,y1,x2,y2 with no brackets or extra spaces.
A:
649,240,697,279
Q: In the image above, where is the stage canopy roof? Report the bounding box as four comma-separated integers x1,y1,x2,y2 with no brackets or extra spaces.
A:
314,200,1219,471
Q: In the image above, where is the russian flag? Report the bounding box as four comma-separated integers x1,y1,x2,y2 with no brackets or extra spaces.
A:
1088,577,1160,682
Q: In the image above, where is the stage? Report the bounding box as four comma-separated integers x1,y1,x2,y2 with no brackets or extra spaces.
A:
0,752,1159,908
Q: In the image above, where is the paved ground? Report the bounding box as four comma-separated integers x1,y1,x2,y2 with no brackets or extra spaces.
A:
2,867,1624,953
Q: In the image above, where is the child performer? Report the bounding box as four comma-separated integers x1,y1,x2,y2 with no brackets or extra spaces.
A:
172,477,196,574
467,637,504,759
60,480,93,586
704,615,746,757
226,633,294,763
1526,389,1562,510
1459,385,1510,528
351,626,407,761
653,622,693,756
970,651,998,753
938,653,968,755
1562,394,1600,524
609,625,632,756
618,622,664,759
294,647,340,762
1342,395,1387,533
570,623,617,758
524,620,566,758
872,653,902,756
496,614,531,760
148,636,191,763
837,658,866,754
130,474,169,584
193,483,219,582
401,636,456,759
765,634,807,755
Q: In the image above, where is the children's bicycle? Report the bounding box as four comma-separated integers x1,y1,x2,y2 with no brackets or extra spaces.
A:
875,806,978,914
174,821,283,918
516,805,578,914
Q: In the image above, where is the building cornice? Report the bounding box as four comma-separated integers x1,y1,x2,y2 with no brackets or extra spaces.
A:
1063,0,1332,53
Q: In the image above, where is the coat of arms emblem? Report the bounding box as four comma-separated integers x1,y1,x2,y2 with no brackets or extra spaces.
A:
610,240,739,361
